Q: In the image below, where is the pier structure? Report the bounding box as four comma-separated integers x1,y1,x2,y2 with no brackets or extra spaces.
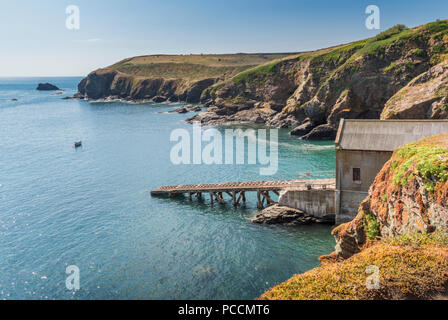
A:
151,178,335,209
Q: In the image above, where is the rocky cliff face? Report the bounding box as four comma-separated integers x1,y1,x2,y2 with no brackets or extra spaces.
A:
190,21,448,139
329,134,448,260
76,68,216,103
381,60,448,119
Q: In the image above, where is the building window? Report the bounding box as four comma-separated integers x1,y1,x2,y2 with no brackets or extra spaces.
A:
353,168,361,182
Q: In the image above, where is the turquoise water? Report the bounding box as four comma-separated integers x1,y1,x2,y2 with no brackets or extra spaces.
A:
0,77,336,299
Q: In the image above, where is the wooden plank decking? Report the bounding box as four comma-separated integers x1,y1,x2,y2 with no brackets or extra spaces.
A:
151,178,335,209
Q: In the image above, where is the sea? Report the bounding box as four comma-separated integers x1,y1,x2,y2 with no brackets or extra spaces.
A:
0,77,335,299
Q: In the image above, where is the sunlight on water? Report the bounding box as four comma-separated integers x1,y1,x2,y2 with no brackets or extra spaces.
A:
0,77,336,299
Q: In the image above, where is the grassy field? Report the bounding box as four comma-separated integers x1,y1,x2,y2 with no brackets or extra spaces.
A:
110,53,297,81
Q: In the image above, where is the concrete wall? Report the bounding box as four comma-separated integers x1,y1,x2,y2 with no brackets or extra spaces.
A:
337,190,369,224
335,149,392,223
278,189,335,218
336,149,392,192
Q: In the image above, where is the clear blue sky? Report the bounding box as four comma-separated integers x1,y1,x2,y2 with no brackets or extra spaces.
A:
1,0,447,76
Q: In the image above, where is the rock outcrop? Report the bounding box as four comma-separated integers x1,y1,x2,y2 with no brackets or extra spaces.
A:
381,60,448,119
330,134,448,260
75,53,293,103
36,83,60,91
250,204,328,225
76,68,216,103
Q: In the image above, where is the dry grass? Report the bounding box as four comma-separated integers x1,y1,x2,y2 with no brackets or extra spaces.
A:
259,231,448,300
110,53,296,81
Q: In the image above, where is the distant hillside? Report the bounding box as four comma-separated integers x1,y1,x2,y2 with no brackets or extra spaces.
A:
110,53,294,81
77,19,448,139
76,53,296,102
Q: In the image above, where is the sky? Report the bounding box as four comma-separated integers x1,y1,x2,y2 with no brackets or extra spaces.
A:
0,0,447,77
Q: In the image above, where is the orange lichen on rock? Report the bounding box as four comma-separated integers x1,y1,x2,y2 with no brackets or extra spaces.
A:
332,134,448,259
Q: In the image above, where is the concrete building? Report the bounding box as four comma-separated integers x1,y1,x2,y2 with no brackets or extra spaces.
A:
334,119,448,224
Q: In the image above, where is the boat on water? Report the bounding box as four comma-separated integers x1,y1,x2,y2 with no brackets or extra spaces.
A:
74,141,82,148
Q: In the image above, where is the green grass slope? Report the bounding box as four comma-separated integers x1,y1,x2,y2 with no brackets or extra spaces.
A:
109,53,297,81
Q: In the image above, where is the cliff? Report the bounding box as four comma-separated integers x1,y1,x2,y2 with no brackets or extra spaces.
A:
77,20,448,139
189,20,448,139
75,53,294,103
260,134,448,300
381,60,448,119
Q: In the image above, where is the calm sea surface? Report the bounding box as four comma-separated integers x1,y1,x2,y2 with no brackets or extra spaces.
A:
0,77,335,299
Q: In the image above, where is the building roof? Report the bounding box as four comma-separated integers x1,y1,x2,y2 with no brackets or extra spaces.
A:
335,119,448,152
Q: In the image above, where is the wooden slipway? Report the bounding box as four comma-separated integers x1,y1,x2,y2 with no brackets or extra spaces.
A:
151,178,335,209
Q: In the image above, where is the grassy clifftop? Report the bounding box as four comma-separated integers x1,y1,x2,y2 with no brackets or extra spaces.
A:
109,53,296,81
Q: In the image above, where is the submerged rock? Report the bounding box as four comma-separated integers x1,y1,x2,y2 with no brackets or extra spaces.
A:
250,204,326,225
36,83,60,91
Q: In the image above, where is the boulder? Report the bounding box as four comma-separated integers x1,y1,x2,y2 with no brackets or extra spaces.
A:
250,204,325,225
300,124,336,140
289,120,314,136
36,83,60,91
152,95,167,103
168,107,188,114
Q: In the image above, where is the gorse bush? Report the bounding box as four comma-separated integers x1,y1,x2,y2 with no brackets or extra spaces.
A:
374,24,408,41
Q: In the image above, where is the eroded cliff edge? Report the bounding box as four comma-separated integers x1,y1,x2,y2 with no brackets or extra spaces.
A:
260,134,448,300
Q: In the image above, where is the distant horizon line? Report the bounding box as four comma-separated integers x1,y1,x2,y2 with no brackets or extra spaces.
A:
0,75,85,78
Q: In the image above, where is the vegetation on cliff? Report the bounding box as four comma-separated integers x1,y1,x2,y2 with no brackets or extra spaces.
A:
259,231,448,300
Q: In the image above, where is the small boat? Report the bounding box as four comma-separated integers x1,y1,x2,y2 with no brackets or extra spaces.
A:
74,141,82,148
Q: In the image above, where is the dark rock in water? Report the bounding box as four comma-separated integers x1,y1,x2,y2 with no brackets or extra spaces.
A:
152,96,167,103
300,124,336,141
36,83,60,91
11,98,18,101
168,107,188,114
290,119,314,136
250,204,327,225
189,106,202,112
184,104,202,112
